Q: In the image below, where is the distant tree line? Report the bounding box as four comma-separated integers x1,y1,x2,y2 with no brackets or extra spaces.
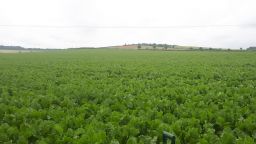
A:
0,45,46,50
139,43,177,48
137,43,256,51
137,43,177,49
247,47,256,51
0,45,25,50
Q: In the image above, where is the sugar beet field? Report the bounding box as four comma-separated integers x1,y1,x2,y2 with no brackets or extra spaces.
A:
0,49,256,144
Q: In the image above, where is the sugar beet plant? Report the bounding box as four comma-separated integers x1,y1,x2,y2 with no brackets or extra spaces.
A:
0,49,256,144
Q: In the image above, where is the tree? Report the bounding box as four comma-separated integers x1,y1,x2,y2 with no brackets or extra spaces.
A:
137,44,141,49
153,43,156,50
164,44,168,51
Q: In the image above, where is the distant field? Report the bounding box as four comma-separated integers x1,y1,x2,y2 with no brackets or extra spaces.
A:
0,49,256,143
0,50,32,53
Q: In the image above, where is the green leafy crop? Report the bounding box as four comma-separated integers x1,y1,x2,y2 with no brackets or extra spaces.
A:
0,49,256,143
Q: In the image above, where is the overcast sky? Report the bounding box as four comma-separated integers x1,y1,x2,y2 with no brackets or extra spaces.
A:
0,0,256,49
